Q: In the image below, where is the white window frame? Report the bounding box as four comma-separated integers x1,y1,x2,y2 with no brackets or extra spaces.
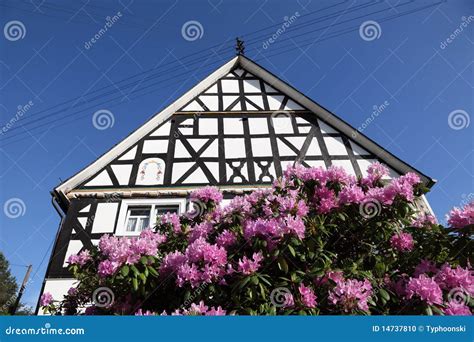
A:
116,198,186,236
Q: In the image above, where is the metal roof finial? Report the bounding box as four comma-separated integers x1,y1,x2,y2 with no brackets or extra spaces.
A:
235,37,245,56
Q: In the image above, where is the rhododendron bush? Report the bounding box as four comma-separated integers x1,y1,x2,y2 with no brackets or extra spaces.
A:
41,163,473,316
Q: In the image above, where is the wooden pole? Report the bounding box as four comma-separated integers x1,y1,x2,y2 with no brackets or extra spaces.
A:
9,264,32,315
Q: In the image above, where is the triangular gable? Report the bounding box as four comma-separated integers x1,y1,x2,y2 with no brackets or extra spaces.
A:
54,56,434,209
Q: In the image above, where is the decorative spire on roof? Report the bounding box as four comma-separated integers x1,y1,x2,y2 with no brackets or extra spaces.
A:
235,37,245,56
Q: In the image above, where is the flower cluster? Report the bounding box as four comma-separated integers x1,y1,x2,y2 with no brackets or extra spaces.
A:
190,186,223,204
298,283,317,308
405,274,443,305
328,277,373,312
67,250,91,266
97,230,166,277
390,232,414,252
447,201,474,229
237,252,263,275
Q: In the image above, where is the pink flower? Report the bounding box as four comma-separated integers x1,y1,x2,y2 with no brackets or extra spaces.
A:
298,283,317,308
161,212,181,234
339,185,365,205
238,252,263,275
406,274,443,305
188,222,214,243
216,230,237,248
135,309,156,315
98,260,120,277
67,287,78,296
314,186,338,214
443,300,472,316
283,293,295,308
413,260,438,277
434,264,474,295
163,301,226,316
411,214,437,228
328,278,373,312
190,186,223,204
447,201,474,229
67,250,91,266
40,292,53,307
390,232,414,252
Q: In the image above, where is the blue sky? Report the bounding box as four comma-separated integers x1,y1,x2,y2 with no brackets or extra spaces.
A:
0,0,472,309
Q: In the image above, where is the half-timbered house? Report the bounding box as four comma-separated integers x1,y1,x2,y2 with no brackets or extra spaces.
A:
38,54,435,312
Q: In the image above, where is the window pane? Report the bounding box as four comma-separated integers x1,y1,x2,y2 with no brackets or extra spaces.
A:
129,206,151,216
138,217,150,231
126,218,137,232
155,205,180,215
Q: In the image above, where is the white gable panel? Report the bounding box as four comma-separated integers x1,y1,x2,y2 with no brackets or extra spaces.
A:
267,95,285,110
248,117,269,134
285,136,306,151
174,141,191,158
234,68,244,76
118,146,137,160
232,101,242,111
111,164,132,185
204,84,218,93
225,138,246,158
182,167,207,184
251,138,272,157
224,118,244,134
172,162,195,183
298,126,311,133
188,138,209,152
199,118,218,135
77,217,88,230
200,95,219,111
264,83,279,93
284,99,304,110
150,122,171,137
306,138,322,156
142,140,169,154
221,79,240,93
63,240,83,267
246,95,264,109
272,116,294,134
277,139,297,156
350,141,371,156
331,160,356,176
84,170,112,187
246,101,259,111
91,202,119,233
243,79,261,93
204,162,219,179
182,100,204,111
318,120,338,134
136,158,165,185
223,96,239,110
324,137,347,156
305,160,326,168
201,140,218,158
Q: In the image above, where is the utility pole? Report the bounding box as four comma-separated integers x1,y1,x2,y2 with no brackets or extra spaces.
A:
9,264,32,315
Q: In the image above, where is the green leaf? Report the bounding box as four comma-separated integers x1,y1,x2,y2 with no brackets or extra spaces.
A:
140,256,148,265
148,267,158,277
131,265,140,276
277,257,289,274
288,245,296,258
121,265,130,277
379,288,390,301
132,278,138,291
139,273,146,284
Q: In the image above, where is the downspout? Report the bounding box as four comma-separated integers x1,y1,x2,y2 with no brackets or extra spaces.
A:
34,194,66,315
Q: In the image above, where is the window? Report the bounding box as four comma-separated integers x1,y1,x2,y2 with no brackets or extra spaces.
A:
116,199,185,236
